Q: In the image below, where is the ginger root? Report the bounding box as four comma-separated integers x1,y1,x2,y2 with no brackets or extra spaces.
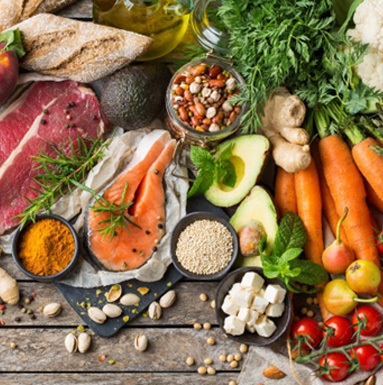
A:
0,267,20,305
261,87,311,173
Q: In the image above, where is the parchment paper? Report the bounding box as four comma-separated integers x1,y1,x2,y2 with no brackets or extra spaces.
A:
0,120,189,287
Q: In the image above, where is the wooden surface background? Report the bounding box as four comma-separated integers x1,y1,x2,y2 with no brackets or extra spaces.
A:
0,3,249,384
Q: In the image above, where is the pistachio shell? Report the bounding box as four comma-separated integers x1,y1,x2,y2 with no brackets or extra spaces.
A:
120,293,141,306
88,306,107,324
148,301,162,320
43,302,62,317
159,290,176,309
104,284,122,302
77,332,91,353
102,303,122,318
134,334,148,352
65,333,77,353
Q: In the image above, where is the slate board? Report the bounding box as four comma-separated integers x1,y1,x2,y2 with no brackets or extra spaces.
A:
53,265,183,337
52,195,227,338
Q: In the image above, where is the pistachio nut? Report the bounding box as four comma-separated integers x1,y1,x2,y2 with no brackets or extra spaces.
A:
77,332,91,354
134,334,148,352
43,302,62,317
120,293,141,306
65,333,77,353
88,306,107,324
102,303,122,318
104,284,122,302
148,301,162,320
159,290,176,309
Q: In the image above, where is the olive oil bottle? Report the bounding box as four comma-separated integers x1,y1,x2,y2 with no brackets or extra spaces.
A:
92,0,193,61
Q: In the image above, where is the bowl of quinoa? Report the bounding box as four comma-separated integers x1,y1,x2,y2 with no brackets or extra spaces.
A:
170,211,238,280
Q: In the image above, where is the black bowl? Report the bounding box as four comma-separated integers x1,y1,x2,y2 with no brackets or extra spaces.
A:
12,214,80,282
170,211,238,280
215,267,292,346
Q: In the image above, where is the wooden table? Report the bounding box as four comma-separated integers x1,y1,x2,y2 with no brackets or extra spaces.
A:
0,2,246,384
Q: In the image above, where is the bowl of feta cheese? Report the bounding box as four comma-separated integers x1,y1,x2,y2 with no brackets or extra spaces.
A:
215,267,292,346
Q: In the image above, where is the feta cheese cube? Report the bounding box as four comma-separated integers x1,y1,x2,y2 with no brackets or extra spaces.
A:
228,282,243,297
251,293,269,313
254,315,277,338
265,302,285,318
223,315,245,336
232,288,254,308
241,271,265,292
221,295,240,316
264,284,287,304
245,323,256,333
246,309,260,331
237,307,252,322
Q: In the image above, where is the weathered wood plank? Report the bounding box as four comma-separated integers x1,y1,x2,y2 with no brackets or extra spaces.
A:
1,281,219,327
0,327,246,373
0,373,239,385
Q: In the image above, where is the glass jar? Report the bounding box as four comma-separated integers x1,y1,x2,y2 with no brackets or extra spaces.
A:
190,0,230,56
92,0,193,61
165,55,247,148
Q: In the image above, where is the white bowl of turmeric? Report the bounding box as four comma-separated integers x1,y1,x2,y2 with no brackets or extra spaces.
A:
11,214,80,282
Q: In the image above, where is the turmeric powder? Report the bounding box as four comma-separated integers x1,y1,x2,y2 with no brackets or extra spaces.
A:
18,218,75,276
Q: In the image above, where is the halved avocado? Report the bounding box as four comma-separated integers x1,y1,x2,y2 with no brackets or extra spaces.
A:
204,135,270,207
230,185,278,267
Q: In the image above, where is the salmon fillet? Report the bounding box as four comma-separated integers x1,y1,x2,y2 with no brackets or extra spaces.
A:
87,131,176,271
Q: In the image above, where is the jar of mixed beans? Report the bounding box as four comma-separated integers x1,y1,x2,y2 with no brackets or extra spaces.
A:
165,56,247,147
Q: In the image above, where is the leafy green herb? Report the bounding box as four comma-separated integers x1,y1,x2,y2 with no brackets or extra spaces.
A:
0,29,25,58
72,181,141,241
187,144,236,198
16,136,108,228
216,0,337,133
260,211,328,292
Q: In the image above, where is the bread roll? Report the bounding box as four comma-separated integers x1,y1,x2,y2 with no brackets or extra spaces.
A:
0,0,78,32
12,14,153,83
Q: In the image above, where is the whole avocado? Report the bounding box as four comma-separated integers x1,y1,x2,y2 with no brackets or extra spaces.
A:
97,62,172,130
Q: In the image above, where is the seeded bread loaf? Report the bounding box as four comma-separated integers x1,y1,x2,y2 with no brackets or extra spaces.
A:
12,14,153,83
0,0,78,32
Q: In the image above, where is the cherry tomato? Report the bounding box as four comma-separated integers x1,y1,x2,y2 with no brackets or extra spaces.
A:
352,305,382,336
350,344,381,371
323,316,353,348
318,352,351,382
291,318,322,349
374,228,383,254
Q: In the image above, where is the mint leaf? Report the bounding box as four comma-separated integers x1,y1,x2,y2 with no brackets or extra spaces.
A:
0,29,25,58
187,165,214,198
290,259,329,285
189,145,214,169
218,159,236,187
188,143,236,197
261,212,327,293
273,211,306,256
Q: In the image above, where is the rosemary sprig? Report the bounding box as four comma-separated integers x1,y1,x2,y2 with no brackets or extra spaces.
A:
16,136,108,227
72,181,141,241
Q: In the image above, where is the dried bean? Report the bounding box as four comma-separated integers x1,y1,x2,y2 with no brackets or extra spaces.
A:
169,61,242,132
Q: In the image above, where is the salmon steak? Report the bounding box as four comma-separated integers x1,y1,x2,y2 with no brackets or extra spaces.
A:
85,130,176,271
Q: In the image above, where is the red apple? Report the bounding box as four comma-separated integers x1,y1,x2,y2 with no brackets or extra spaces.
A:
0,48,19,105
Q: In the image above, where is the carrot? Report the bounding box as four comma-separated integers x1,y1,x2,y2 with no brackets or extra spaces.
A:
318,134,380,266
274,166,297,218
352,137,383,206
311,141,348,243
295,158,324,266
365,179,383,213
294,157,328,321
